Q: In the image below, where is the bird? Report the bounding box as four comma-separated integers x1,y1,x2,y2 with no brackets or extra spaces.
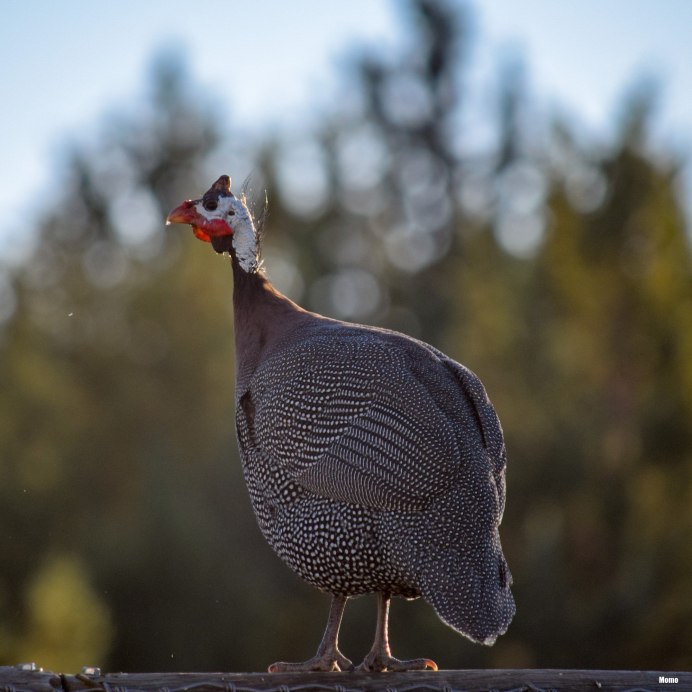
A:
166,174,515,672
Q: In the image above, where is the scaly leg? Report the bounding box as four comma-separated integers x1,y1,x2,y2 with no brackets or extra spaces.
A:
269,594,353,672
357,593,438,672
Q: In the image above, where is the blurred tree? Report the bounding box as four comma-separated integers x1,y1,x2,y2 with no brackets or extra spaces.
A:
526,89,692,667
0,53,262,672
265,0,468,345
14,555,113,672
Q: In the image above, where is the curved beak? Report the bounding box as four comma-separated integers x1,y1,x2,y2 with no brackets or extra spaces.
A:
166,199,198,226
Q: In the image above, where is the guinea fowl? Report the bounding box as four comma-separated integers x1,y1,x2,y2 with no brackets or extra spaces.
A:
167,175,515,672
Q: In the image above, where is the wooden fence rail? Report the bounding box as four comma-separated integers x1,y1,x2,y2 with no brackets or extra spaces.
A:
0,665,689,692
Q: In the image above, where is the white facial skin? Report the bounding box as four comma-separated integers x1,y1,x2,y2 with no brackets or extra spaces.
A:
195,194,259,272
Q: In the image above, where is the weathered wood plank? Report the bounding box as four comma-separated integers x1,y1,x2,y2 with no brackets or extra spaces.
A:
1,667,689,692
0,665,63,692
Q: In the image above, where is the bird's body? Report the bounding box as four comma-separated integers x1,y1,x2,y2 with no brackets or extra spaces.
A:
167,176,515,671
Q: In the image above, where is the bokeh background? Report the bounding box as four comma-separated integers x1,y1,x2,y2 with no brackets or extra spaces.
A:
1,0,691,674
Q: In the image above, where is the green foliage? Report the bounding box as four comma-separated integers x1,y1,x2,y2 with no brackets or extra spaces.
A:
1,0,691,672
13,555,113,673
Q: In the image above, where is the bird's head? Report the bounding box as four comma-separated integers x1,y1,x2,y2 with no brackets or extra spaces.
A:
166,175,260,270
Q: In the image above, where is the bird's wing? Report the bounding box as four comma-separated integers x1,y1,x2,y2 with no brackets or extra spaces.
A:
245,331,500,512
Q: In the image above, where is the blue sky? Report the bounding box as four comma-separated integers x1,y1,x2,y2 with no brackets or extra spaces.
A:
1,0,691,256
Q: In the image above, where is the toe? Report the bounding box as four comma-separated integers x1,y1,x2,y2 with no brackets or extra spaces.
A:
386,657,438,672
268,650,353,673
357,653,438,672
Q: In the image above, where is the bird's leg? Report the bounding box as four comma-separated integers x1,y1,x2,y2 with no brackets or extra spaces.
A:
357,593,438,672
268,594,353,672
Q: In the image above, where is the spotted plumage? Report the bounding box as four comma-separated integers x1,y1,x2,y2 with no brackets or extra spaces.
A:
237,323,513,643
167,176,515,672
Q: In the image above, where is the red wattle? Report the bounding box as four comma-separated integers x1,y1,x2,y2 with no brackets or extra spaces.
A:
193,227,211,243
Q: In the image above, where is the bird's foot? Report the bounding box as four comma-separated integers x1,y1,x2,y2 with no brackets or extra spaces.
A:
268,648,353,673
356,649,438,672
